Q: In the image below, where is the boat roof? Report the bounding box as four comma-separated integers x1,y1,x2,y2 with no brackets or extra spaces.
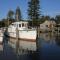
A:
12,21,28,25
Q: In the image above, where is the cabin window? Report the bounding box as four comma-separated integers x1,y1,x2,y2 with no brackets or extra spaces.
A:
19,24,21,27
12,24,15,27
22,23,24,27
46,25,48,27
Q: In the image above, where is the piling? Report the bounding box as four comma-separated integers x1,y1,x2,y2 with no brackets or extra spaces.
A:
37,27,40,38
36,27,40,51
16,27,19,56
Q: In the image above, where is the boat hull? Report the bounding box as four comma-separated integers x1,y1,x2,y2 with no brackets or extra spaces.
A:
7,29,37,41
0,32,3,44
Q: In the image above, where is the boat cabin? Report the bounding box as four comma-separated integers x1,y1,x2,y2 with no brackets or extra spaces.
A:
9,21,28,30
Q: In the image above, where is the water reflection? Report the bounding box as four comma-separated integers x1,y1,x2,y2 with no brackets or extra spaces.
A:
37,32,60,60
8,38,37,55
1,32,60,60
0,44,3,53
39,33,60,46
55,34,60,46
7,37,38,60
38,33,56,46
7,32,60,60
2,28,38,60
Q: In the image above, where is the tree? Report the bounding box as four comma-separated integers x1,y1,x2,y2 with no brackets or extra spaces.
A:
39,15,51,24
55,15,60,24
7,10,14,19
44,16,50,20
2,19,7,27
39,16,45,24
15,6,22,21
50,17,55,21
28,0,40,27
7,10,14,26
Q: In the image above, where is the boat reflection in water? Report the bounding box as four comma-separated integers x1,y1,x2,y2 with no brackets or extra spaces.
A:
0,30,3,54
8,38,37,55
0,44,3,51
2,32,60,60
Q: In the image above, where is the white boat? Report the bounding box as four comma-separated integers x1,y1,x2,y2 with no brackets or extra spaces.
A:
7,21,37,41
0,29,3,44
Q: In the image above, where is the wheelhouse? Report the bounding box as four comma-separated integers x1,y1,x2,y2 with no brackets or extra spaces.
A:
10,21,28,30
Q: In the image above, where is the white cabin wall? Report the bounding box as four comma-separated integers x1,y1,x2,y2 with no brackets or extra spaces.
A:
19,30,37,40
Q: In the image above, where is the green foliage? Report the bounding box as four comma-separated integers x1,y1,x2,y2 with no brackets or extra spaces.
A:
7,10,14,26
7,10,14,19
28,0,40,27
44,16,50,20
0,20,5,27
55,15,60,24
39,16,45,24
50,17,55,20
0,18,15,27
39,16,51,24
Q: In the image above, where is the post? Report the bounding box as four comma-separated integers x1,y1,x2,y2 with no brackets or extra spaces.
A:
16,26,19,57
37,26,40,38
8,18,9,27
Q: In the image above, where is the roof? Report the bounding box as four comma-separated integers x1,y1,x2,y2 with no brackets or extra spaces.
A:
40,20,56,25
12,21,28,25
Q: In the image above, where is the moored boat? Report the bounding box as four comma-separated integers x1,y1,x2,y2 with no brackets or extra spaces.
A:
0,29,3,44
7,21,37,41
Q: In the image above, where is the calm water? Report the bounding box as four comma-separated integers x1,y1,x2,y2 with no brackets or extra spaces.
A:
0,32,60,60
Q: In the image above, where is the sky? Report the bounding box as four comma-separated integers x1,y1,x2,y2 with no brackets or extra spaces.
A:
0,0,60,20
